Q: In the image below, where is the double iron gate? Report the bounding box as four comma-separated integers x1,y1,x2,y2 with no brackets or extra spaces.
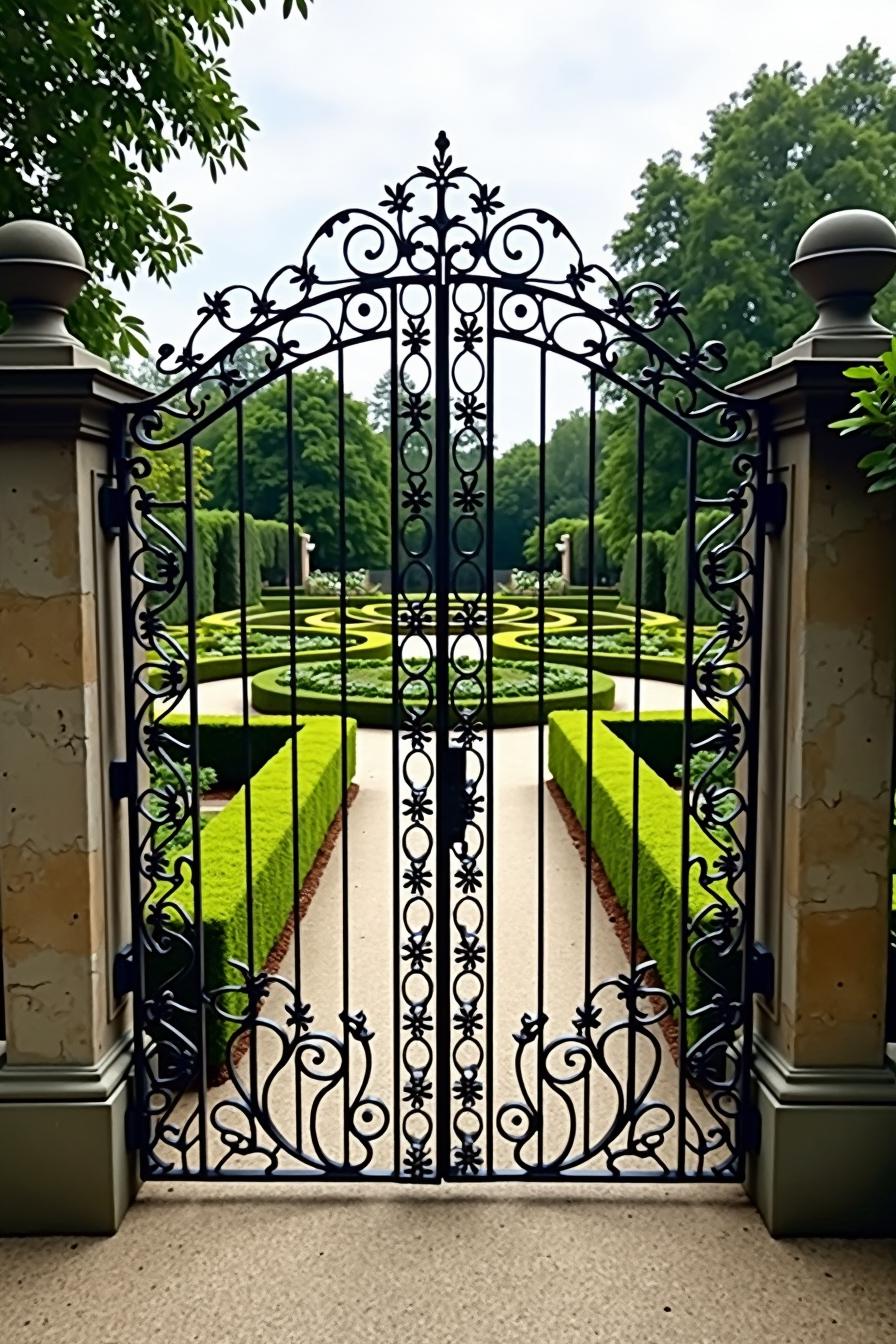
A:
115,135,769,1182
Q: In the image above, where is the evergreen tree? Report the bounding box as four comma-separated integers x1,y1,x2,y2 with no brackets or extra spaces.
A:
211,366,390,568
598,40,896,562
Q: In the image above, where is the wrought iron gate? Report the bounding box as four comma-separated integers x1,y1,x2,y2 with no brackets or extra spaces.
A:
116,134,769,1183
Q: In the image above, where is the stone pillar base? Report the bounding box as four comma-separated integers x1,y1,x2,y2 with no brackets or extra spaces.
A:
747,1038,896,1237
0,1037,138,1235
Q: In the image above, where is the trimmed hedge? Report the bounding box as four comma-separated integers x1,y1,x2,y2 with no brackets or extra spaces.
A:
548,709,732,1037
619,531,673,612
251,661,616,727
164,714,356,1071
164,713,302,788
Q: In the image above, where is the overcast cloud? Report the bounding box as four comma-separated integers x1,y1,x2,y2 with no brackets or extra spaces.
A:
123,1,896,445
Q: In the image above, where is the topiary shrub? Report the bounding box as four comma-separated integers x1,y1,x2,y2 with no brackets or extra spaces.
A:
664,509,729,625
619,530,673,611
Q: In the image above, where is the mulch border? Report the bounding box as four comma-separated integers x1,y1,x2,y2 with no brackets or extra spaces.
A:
546,779,681,1063
208,783,359,1087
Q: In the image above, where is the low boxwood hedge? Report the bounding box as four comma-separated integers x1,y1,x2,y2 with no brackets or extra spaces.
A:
251,659,616,726
548,708,734,1039
163,712,301,788
493,628,688,684
159,714,356,1072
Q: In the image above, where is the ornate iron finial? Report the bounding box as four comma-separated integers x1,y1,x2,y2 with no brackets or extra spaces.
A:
783,208,896,359
0,219,89,348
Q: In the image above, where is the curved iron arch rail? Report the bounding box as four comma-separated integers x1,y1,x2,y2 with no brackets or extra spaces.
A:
116,133,768,1183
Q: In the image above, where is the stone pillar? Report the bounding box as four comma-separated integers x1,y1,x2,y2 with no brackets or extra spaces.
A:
732,210,896,1235
0,221,146,1232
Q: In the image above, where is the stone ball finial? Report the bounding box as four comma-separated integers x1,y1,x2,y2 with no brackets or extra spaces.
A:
790,208,896,340
0,219,90,347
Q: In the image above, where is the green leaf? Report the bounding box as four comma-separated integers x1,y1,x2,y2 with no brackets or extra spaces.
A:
857,448,895,470
843,364,883,381
830,416,870,431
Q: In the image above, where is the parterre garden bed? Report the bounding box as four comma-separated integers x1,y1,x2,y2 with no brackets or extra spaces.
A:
251,655,616,726
152,587,710,722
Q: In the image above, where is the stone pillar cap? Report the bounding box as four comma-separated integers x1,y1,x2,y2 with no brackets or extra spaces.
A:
0,218,108,368
776,208,896,363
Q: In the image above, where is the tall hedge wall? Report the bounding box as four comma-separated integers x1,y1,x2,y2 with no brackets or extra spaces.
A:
568,517,616,587
664,509,729,625
151,508,267,624
619,530,673,611
256,519,304,585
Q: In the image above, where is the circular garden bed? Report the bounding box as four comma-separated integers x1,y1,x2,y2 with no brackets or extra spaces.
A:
251,656,616,727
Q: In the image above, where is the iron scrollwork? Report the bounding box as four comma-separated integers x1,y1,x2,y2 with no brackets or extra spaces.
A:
121,131,763,1181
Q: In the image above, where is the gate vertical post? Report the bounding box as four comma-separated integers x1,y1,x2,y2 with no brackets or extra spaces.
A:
0,221,149,1233
731,210,896,1235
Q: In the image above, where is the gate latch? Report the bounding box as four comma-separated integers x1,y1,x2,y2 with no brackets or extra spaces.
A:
444,747,472,847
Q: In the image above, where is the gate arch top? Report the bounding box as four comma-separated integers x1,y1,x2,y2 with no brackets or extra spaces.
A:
131,132,753,451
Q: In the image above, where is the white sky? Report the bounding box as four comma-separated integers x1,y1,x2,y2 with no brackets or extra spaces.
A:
123,1,896,447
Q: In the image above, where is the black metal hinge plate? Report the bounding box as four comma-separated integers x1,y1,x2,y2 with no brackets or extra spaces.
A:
763,478,787,537
742,1104,762,1154
113,944,135,999
748,941,775,1001
124,1103,150,1153
98,480,126,538
109,759,130,802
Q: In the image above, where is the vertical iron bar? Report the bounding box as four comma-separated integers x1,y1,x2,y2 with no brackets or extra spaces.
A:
434,259,452,1179
337,347,351,1168
183,434,208,1175
236,399,258,1113
676,433,698,1177
285,368,304,1160
581,372,598,1161
389,309,402,1179
536,347,547,1171
737,415,770,1175
114,415,150,1178
627,398,647,1131
485,286,495,1176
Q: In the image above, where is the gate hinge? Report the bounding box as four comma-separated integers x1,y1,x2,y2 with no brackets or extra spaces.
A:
113,944,135,999
742,1103,762,1154
98,480,126,539
124,1102,150,1153
748,941,775,1001
109,759,130,802
763,478,787,537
